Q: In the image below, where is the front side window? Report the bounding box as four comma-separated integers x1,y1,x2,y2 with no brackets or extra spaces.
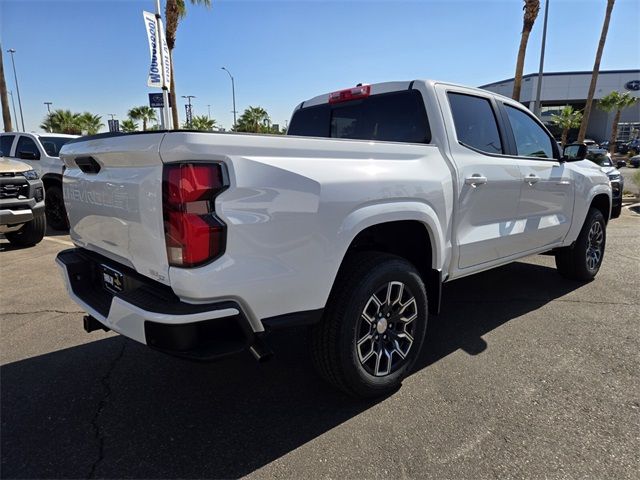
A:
448,93,503,155
0,135,15,157
15,136,41,160
505,105,554,159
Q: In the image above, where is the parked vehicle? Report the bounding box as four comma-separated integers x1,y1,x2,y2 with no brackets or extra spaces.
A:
0,132,78,230
630,155,640,168
584,139,599,150
586,149,623,218
0,154,46,246
57,80,612,397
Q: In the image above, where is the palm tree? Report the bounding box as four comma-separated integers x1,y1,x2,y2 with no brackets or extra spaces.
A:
128,106,157,131
79,112,104,135
512,0,540,101
188,115,217,131
165,0,212,128
120,119,139,133
41,109,82,135
0,43,12,132
577,0,616,142
598,91,638,154
235,106,270,133
550,106,583,148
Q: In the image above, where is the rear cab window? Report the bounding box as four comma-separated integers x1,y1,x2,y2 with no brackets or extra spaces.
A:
15,136,41,160
288,90,431,144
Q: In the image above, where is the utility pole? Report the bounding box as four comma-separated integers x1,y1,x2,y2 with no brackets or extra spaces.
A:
182,95,195,128
0,45,12,132
221,67,237,128
533,0,550,118
7,49,25,131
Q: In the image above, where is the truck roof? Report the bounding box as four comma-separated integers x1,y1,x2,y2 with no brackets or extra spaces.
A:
296,79,516,110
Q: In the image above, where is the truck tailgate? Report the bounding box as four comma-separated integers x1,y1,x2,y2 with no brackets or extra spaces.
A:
61,133,170,285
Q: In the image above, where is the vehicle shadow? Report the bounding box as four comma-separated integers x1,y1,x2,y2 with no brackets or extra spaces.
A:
1,260,583,479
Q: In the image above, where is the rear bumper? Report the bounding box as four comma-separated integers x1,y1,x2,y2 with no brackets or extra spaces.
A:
56,248,256,361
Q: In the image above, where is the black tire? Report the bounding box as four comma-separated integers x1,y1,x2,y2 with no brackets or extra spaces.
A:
311,252,428,398
45,185,69,231
6,212,46,246
555,208,606,281
611,204,622,219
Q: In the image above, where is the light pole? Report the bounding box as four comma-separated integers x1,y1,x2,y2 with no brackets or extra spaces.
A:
533,0,550,118
7,49,25,132
108,114,117,120
182,95,195,128
44,102,53,132
221,67,237,128
8,91,18,131
207,104,211,119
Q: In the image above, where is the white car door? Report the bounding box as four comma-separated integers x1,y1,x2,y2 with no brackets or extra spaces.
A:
439,87,526,270
500,103,574,251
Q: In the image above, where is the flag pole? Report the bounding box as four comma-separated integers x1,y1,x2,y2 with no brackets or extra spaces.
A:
155,0,171,129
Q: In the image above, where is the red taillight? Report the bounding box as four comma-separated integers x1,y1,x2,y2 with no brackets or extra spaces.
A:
162,163,228,268
328,85,371,104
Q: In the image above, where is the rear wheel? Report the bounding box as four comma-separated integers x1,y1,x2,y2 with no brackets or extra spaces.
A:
555,208,606,281
45,185,68,231
6,212,46,246
311,252,428,398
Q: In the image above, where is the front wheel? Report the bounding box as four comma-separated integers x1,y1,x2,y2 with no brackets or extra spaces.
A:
311,253,428,398
555,208,606,281
6,212,46,246
45,185,69,231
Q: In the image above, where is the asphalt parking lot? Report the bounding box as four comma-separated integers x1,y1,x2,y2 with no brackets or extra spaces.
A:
1,211,639,479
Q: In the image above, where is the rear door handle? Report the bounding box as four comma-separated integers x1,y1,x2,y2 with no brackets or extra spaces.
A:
465,174,488,188
524,174,540,185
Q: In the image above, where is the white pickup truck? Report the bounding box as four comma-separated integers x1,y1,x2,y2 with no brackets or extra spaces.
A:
57,80,611,397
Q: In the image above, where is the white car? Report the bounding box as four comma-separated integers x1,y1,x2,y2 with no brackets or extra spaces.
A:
0,132,79,230
57,80,611,397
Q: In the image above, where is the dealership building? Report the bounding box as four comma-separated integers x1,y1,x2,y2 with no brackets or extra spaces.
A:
480,69,640,143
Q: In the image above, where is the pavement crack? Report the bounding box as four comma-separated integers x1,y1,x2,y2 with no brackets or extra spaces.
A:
87,340,126,479
0,309,85,315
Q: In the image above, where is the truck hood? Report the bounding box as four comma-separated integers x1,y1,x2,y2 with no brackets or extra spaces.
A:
0,157,31,174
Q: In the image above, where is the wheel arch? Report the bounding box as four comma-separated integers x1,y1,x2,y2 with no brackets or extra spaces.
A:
41,172,63,190
332,202,445,314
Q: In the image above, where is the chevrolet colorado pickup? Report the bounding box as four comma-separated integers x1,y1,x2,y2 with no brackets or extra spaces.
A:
0,156,46,246
57,80,612,397
0,132,79,230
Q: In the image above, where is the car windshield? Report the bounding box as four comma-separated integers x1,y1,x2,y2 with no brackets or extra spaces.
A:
39,136,73,157
587,152,613,166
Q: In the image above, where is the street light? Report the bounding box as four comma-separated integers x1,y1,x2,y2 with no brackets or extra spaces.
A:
182,95,196,128
6,48,25,132
533,0,550,118
44,102,53,132
221,67,237,128
8,91,18,131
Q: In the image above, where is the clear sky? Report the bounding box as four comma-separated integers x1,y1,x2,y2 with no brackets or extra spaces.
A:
1,0,639,133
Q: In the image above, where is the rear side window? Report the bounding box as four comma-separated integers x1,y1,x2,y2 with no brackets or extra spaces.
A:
0,135,15,157
288,90,431,144
504,105,554,159
448,93,503,155
15,136,41,160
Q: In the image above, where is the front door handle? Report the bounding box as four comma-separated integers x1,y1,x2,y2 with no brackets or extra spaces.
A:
465,174,488,188
524,174,541,185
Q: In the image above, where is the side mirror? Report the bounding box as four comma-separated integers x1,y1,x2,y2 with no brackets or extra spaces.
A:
19,151,40,160
562,143,587,162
